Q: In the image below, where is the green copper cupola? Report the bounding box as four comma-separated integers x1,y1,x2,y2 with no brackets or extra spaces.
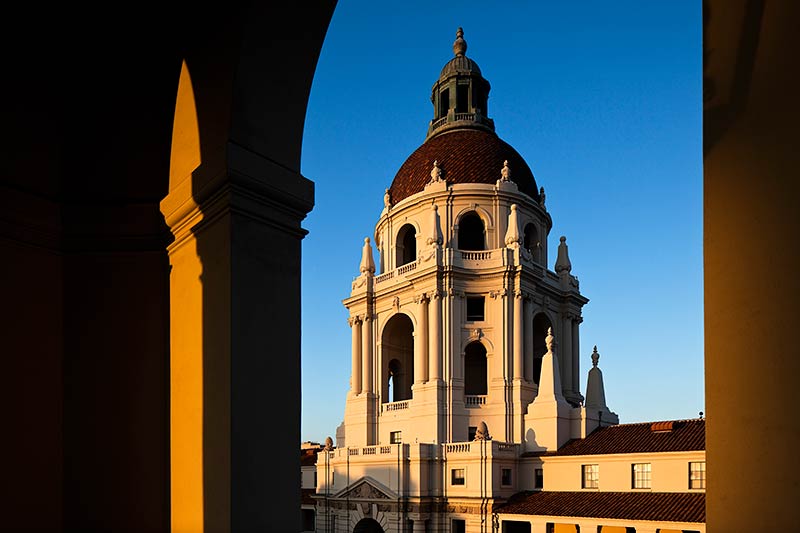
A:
426,27,494,140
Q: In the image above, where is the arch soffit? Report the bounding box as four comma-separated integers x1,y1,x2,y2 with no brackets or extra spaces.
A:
394,220,421,244
532,308,556,330
454,204,494,230
462,335,494,355
379,311,418,339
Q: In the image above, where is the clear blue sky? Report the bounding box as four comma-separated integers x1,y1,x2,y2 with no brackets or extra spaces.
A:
300,1,703,443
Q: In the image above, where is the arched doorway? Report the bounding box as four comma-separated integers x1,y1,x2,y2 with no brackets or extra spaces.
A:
353,517,385,533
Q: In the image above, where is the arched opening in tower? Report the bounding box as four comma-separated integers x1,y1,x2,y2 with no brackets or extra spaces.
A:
381,314,414,402
523,222,540,263
458,212,485,250
396,224,417,267
464,341,488,395
532,313,553,385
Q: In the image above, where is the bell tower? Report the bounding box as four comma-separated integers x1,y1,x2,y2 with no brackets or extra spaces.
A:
340,28,615,451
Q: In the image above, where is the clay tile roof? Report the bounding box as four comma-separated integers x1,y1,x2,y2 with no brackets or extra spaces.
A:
497,491,705,523
301,448,320,466
389,129,539,205
533,419,705,456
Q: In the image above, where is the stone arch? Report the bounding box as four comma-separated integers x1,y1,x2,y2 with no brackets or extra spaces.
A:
464,340,489,395
454,205,493,250
2,3,337,532
523,221,541,263
353,517,385,533
395,222,419,267
381,313,415,402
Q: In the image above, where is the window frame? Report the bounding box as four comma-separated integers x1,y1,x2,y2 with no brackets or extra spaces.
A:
581,464,599,489
501,467,512,487
466,295,485,321
689,461,706,489
389,430,402,444
632,462,652,489
451,467,466,486
534,468,544,489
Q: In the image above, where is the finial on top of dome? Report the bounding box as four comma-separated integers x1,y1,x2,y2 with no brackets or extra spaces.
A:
453,27,467,57
539,186,546,208
591,345,600,367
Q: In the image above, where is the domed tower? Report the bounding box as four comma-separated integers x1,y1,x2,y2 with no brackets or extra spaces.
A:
317,29,618,533
342,28,595,450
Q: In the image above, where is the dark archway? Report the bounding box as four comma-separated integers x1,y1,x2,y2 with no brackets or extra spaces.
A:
354,517,385,533
532,313,553,385
396,223,417,267
382,314,414,402
523,222,540,263
464,341,488,395
458,211,486,250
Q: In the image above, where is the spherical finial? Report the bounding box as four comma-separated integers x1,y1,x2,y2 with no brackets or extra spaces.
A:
453,27,467,57
511,204,517,211
364,237,370,244
591,345,600,368
560,236,567,243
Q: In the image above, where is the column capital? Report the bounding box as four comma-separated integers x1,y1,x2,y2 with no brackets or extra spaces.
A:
430,288,444,299
348,315,363,327
514,288,524,299
414,293,430,304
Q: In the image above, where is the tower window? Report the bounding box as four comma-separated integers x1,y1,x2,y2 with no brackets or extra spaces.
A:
468,426,477,441
466,296,485,321
458,211,485,250
396,224,417,267
501,468,512,486
464,341,488,395
534,468,543,489
439,88,450,118
390,431,402,444
456,84,469,113
451,468,465,485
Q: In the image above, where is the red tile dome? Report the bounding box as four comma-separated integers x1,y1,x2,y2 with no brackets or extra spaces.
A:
388,129,540,205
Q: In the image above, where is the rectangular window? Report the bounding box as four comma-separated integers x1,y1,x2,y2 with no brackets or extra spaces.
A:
689,461,706,489
452,519,466,533
390,431,402,444
632,463,651,489
466,296,485,321
456,84,469,113
468,426,478,441
314,471,317,488
534,468,544,489
451,468,466,486
581,464,599,489
501,468,512,486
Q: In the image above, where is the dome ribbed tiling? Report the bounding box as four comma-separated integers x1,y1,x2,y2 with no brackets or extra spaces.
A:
389,129,540,205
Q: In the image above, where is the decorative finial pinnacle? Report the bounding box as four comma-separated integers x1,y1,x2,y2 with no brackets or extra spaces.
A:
500,160,511,181
430,159,443,183
545,326,555,354
591,345,599,367
539,186,546,207
364,237,370,244
453,27,467,57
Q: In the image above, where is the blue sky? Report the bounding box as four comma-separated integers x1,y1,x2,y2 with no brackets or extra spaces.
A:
300,1,703,443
